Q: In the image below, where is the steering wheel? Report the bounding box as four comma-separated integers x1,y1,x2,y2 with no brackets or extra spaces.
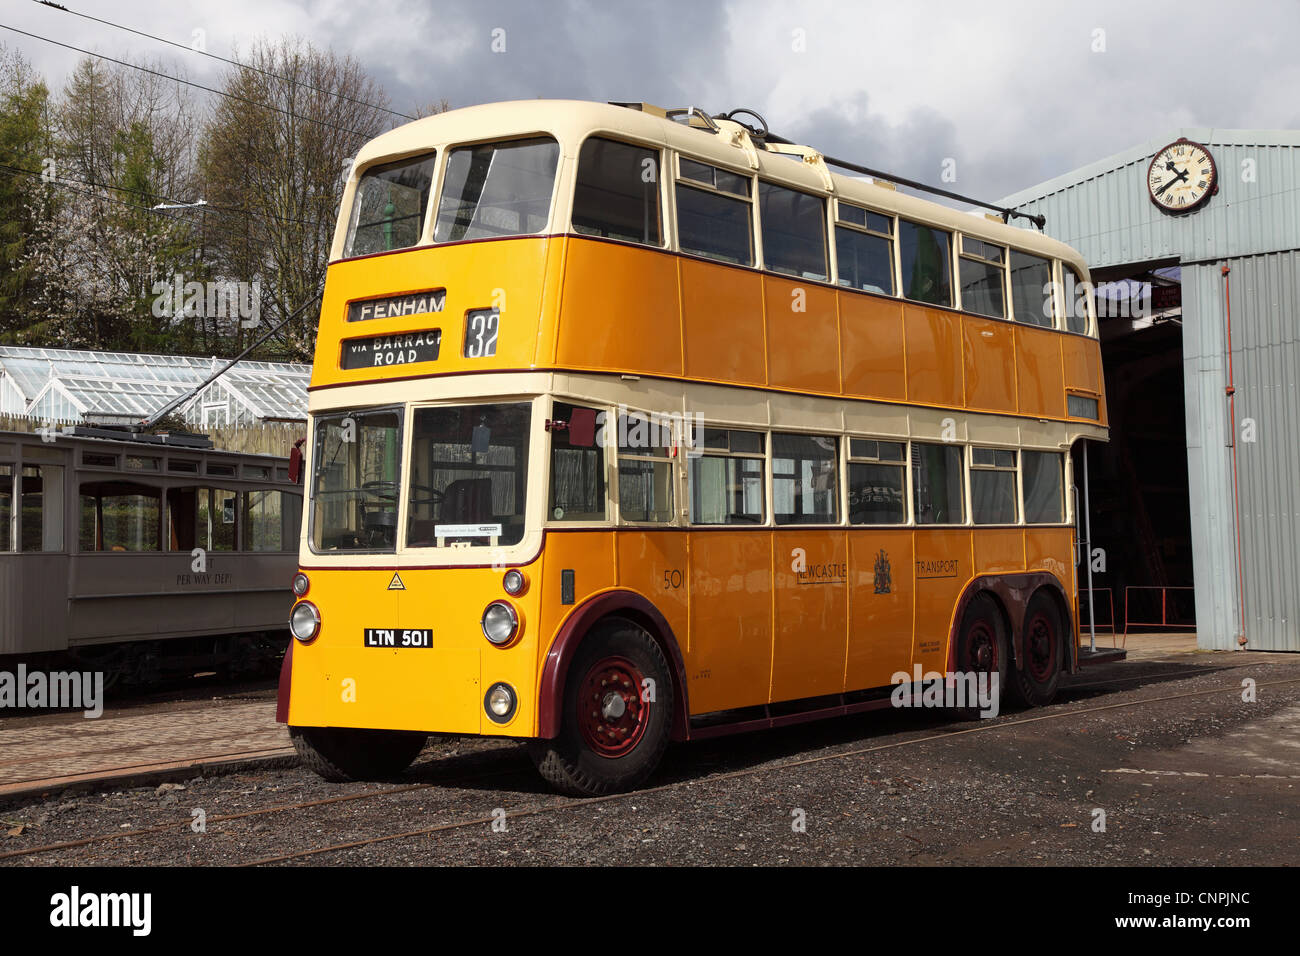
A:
407,483,445,507
361,480,399,502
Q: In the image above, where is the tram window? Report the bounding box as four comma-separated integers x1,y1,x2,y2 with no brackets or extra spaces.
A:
0,464,12,551
898,220,952,307
20,464,63,552
688,428,764,525
310,408,402,553
167,487,197,551
675,158,753,266
78,481,161,552
405,402,532,548
760,182,827,280
911,442,965,525
573,137,662,246
1010,250,1055,328
245,489,297,552
971,447,1018,525
773,433,839,525
1023,451,1065,524
616,409,673,523
1063,264,1093,335
836,207,895,295
194,489,237,552
435,138,560,243
848,439,906,525
958,236,1006,319
549,401,606,523
127,455,160,471
345,152,437,257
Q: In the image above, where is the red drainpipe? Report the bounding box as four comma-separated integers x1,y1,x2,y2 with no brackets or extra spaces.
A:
1222,264,1248,648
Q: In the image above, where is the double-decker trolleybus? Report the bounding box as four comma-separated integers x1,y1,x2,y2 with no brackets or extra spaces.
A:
280,99,1108,795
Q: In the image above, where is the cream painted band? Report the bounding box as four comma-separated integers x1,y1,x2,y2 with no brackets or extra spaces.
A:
301,370,1101,568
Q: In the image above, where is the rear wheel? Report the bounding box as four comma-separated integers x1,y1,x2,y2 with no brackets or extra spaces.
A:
1009,591,1066,707
290,726,428,781
951,592,1009,720
528,619,674,796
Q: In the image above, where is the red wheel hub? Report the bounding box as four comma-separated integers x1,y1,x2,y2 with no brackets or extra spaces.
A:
1025,612,1057,681
965,620,997,674
577,656,649,758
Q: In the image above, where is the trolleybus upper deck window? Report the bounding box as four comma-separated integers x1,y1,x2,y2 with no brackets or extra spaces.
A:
899,219,953,307
345,153,437,258
759,181,827,280
434,137,560,243
836,204,895,296
675,158,753,266
958,236,1007,319
1062,264,1093,335
310,408,402,553
405,402,532,548
1010,249,1056,328
573,137,662,246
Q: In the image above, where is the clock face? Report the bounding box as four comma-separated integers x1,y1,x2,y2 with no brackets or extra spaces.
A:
1147,140,1217,213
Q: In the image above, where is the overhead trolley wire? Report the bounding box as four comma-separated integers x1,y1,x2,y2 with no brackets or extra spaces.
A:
29,0,418,123
0,22,384,143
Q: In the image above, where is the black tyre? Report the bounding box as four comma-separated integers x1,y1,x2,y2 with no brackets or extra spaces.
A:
290,725,428,781
951,592,1009,720
528,618,674,796
1009,591,1066,708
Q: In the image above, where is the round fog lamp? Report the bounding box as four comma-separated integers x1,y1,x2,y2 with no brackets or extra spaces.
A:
502,569,526,595
292,572,310,597
290,601,320,642
481,601,519,645
485,682,517,722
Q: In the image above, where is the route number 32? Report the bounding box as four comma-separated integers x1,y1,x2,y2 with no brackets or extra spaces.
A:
463,309,499,358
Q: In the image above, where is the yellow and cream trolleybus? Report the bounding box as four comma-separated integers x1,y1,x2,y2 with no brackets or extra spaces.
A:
279,99,1108,795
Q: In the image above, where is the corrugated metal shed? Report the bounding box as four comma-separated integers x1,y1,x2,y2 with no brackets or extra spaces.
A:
998,129,1300,652
0,346,310,426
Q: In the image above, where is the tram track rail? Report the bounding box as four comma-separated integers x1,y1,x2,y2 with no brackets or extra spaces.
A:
2,667,1292,866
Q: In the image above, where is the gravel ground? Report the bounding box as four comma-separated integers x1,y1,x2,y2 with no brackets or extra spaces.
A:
2,650,1297,866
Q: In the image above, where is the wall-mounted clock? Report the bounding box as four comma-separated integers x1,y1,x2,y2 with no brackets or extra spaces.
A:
1147,138,1217,214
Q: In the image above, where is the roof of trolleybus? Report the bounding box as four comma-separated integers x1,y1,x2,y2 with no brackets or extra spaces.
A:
328,98,1090,272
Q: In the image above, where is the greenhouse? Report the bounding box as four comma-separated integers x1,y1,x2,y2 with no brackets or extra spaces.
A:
0,346,310,427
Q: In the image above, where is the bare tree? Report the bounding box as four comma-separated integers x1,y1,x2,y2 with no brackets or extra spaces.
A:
199,37,394,361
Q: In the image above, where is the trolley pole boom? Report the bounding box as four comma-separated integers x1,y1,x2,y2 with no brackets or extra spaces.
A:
138,296,318,430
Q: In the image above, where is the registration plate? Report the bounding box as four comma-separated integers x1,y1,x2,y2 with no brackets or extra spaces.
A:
363,628,433,649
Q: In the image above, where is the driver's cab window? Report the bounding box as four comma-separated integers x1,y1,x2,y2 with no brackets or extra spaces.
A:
310,407,402,552
548,401,606,522
405,402,532,548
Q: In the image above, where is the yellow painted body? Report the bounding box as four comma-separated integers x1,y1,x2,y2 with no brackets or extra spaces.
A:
292,235,1097,738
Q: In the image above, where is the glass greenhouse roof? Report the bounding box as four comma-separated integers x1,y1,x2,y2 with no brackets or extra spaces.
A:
0,345,309,423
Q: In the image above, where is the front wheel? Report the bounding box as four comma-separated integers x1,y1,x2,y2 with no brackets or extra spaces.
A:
1009,591,1066,708
528,619,674,796
290,726,428,781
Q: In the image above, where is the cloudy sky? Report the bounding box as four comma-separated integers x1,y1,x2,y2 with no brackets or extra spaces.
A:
5,0,1298,205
